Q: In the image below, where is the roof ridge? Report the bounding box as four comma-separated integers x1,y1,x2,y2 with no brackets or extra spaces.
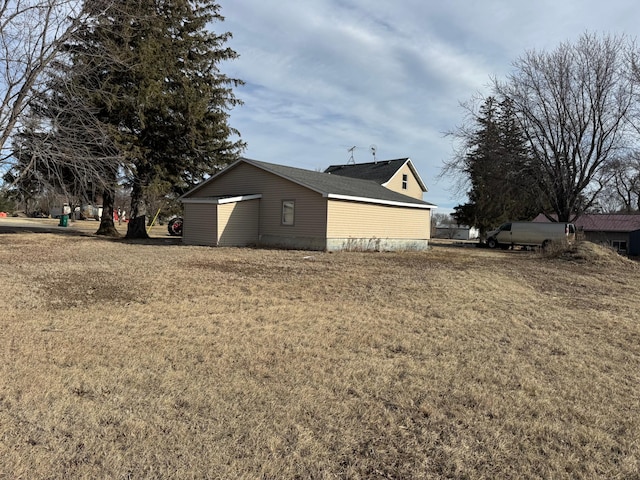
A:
326,158,408,168
183,157,435,207
243,158,433,206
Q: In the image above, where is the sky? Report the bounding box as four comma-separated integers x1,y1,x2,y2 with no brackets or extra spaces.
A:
217,0,640,213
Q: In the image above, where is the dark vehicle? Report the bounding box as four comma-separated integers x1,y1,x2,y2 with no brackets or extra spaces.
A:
168,217,183,236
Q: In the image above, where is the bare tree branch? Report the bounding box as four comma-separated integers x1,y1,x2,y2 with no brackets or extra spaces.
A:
0,0,88,168
495,33,637,221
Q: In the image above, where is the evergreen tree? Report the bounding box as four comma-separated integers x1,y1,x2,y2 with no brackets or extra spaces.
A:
38,0,244,237
452,97,540,240
495,97,541,220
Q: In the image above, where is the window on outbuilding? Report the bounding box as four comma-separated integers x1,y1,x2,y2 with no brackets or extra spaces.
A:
612,240,627,252
282,200,295,225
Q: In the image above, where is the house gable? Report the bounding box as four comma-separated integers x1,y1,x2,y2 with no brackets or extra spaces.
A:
181,161,329,248
324,158,427,200
382,161,426,200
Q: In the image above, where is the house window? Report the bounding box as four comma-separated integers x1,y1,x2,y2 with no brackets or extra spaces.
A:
281,200,295,225
612,240,627,253
402,174,408,190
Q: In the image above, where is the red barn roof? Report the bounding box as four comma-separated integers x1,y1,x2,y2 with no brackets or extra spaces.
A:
533,213,640,232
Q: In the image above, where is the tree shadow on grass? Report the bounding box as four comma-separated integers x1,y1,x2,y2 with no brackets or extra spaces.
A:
0,224,182,246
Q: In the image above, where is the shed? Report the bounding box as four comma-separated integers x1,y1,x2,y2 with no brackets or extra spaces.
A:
434,225,479,240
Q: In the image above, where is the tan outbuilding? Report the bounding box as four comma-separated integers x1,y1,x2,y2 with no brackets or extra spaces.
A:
180,157,435,251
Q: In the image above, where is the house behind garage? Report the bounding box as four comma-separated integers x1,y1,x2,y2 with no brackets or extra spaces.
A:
180,157,435,251
533,213,640,255
324,157,427,200
433,225,479,240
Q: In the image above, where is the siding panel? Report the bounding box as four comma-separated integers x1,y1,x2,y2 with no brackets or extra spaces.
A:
183,203,218,246
384,163,424,200
218,199,260,246
191,163,328,241
327,200,430,238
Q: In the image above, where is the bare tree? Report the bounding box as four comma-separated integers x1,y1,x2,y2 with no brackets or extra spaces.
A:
0,0,89,168
8,46,125,234
431,212,456,227
495,33,637,222
599,153,640,212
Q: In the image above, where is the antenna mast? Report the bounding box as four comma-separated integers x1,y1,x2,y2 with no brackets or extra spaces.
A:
370,144,377,163
347,146,356,164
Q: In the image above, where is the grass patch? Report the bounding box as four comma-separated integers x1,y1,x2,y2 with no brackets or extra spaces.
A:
0,233,639,478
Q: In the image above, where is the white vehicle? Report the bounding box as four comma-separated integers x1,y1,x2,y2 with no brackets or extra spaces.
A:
79,204,102,221
486,221,576,249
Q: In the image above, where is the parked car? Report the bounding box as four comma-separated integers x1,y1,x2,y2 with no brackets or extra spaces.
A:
167,217,183,236
486,221,576,249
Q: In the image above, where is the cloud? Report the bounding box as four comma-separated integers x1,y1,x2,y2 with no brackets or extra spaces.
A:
218,0,640,209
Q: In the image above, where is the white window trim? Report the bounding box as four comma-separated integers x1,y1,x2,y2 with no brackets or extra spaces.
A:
282,200,295,225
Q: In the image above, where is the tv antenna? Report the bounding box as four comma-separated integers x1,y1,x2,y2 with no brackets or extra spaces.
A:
347,146,356,164
370,144,377,163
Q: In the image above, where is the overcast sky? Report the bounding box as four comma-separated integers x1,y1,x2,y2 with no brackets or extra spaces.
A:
218,1,638,212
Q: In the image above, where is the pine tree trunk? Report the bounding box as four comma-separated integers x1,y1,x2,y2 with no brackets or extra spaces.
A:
125,215,149,239
125,180,149,239
96,186,120,236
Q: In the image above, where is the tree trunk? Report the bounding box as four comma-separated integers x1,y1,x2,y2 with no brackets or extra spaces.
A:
96,186,120,236
125,178,149,239
125,215,149,239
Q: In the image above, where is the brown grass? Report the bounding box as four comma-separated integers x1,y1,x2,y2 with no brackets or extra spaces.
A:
0,228,639,479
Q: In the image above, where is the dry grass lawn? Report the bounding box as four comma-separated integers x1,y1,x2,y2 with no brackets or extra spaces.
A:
0,227,639,479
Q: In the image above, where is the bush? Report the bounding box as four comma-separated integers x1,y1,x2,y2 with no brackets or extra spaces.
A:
0,192,16,214
537,239,573,258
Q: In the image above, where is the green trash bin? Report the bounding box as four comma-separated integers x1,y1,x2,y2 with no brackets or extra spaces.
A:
59,214,68,227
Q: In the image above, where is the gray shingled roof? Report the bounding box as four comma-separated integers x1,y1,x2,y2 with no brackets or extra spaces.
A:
244,158,434,207
324,159,409,183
